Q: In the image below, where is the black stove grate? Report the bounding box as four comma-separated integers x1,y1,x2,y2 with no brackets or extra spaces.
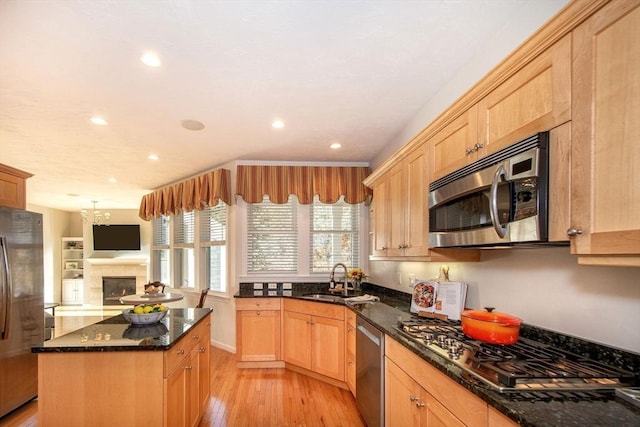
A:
394,317,637,394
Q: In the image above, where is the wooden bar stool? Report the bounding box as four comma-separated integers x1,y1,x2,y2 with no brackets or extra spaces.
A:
196,288,210,308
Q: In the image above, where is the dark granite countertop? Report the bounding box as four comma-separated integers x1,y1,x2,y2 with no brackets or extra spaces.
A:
32,308,212,353
236,282,640,427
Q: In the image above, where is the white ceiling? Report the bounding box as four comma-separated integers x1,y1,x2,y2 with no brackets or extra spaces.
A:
1,0,565,212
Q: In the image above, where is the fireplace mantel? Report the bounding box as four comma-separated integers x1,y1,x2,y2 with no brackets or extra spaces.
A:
85,258,148,266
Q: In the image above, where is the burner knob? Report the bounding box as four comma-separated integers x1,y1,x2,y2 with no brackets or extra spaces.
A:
423,332,434,343
448,347,461,360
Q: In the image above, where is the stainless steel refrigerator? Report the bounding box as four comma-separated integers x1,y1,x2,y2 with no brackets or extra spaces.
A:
0,207,43,418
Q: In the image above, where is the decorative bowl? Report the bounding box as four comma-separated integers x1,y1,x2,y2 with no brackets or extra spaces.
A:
122,309,168,325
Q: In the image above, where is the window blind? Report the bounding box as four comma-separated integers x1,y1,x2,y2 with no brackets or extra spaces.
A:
310,198,360,272
246,195,298,273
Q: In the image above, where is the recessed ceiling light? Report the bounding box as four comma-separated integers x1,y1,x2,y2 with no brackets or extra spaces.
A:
330,143,342,149
272,120,285,129
90,117,108,125
141,52,161,67
181,119,205,131
148,154,159,161
108,177,117,183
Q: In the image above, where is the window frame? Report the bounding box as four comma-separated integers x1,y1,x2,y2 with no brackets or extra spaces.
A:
238,195,368,281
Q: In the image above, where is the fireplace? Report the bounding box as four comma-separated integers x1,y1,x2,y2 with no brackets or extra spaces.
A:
102,276,136,305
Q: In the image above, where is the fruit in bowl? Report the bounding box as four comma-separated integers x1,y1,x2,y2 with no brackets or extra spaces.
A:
123,304,168,325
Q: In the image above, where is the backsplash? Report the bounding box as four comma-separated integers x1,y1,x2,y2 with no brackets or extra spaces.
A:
368,247,640,353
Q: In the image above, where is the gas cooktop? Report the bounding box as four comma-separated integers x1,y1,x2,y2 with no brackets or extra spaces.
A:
394,317,637,399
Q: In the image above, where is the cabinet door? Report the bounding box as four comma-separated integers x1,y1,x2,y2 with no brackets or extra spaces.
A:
197,338,210,417
430,104,479,181
571,0,640,264
311,315,345,381
370,178,391,256
165,363,187,427
0,164,30,209
385,358,421,427
283,310,311,369
426,394,465,427
186,350,200,427
387,164,405,257
404,143,429,256
477,34,571,156
236,310,281,361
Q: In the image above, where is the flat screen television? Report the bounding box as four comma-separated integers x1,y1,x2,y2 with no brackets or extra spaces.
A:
93,224,141,251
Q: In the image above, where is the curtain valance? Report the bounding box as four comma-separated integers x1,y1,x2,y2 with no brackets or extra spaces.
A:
235,165,372,205
139,168,231,220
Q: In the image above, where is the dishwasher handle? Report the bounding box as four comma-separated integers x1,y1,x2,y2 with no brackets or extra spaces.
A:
357,322,381,346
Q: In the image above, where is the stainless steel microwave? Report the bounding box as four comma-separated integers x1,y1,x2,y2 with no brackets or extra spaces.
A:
428,132,556,248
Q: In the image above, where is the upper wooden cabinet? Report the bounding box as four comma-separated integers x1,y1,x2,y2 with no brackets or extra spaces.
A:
0,163,32,210
570,0,640,266
368,143,479,262
476,34,572,158
429,105,479,181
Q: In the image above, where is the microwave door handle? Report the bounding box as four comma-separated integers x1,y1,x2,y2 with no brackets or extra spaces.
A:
0,236,8,339
489,166,508,239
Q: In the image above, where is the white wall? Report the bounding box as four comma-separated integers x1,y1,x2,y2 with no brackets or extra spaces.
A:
372,0,571,168
27,204,74,303
368,248,640,353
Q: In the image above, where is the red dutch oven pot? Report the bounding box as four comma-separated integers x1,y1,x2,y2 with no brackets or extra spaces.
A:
461,307,522,345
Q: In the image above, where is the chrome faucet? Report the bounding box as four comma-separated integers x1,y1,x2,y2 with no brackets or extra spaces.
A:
329,262,349,296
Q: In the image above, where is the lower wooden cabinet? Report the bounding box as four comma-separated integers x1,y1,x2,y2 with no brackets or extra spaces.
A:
386,358,465,427
283,299,345,381
163,314,211,427
345,310,356,395
385,337,489,427
236,298,282,363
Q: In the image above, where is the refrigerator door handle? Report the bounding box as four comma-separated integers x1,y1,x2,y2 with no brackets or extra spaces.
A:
0,236,9,339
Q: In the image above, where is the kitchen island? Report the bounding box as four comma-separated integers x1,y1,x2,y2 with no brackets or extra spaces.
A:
32,308,212,427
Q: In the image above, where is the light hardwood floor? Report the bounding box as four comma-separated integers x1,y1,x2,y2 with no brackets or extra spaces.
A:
0,346,366,427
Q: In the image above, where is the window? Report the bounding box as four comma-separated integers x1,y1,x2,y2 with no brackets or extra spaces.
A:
151,216,170,284
151,203,228,293
310,198,359,273
174,210,195,288
200,202,228,292
245,195,365,277
246,196,298,273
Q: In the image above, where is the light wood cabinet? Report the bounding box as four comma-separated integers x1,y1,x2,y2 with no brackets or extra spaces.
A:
476,34,572,158
570,0,640,266
385,336,488,427
368,143,480,262
345,310,356,396
429,104,479,181
37,314,211,427
236,298,282,363
386,358,465,427
163,315,211,427
283,299,345,382
0,163,32,210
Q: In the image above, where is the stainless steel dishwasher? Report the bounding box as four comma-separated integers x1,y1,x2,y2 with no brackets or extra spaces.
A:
356,317,385,427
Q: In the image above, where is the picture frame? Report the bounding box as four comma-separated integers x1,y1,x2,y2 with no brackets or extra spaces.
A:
65,261,79,270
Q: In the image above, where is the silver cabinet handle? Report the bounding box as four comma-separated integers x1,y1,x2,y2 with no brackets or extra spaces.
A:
415,401,425,408
199,347,206,353
474,143,484,151
567,227,583,236
410,395,419,402
465,147,474,155
185,365,192,370
176,349,185,355
193,335,200,340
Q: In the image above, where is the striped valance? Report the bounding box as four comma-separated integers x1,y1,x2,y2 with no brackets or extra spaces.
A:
235,165,372,205
139,168,231,220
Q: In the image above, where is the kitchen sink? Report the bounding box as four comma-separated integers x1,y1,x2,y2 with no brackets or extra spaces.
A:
300,293,349,302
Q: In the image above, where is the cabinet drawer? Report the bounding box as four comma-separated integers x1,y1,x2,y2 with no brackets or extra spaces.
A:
284,299,344,320
236,298,281,311
164,316,211,376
